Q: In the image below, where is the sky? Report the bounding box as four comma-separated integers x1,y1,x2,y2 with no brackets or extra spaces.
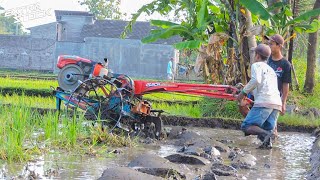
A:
0,0,155,28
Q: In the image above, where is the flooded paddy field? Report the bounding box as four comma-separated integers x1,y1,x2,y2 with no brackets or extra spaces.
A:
0,126,314,180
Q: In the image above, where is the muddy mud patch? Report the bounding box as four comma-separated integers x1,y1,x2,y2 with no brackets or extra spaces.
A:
162,115,316,133
307,129,320,180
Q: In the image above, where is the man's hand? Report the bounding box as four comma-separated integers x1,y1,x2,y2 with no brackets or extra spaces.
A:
237,92,245,102
281,103,286,115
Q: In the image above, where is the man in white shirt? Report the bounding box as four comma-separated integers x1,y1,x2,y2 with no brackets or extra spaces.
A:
237,44,282,149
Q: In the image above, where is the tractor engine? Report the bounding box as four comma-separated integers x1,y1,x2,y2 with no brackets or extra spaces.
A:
57,55,109,92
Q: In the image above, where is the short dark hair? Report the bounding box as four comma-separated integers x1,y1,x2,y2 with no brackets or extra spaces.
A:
258,54,269,61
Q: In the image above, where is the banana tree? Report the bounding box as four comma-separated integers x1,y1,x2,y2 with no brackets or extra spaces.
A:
240,0,320,35
121,0,238,84
121,0,229,50
240,0,320,91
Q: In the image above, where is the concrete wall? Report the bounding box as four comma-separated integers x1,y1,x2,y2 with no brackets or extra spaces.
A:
55,37,175,79
29,23,57,40
0,35,55,71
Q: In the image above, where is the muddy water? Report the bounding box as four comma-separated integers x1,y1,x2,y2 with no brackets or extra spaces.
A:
189,127,315,180
0,127,314,180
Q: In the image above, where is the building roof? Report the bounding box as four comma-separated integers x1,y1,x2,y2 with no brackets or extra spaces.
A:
55,10,94,21
27,22,56,30
80,20,181,45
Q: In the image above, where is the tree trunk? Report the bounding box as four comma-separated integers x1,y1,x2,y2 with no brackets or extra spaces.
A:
304,0,320,93
221,0,245,84
288,0,300,91
245,9,257,65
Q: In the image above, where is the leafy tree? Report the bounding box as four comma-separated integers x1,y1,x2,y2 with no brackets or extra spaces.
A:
240,0,320,35
122,0,320,85
78,0,123,20
0,8,24,35
121,0,229,50
121,0,235,84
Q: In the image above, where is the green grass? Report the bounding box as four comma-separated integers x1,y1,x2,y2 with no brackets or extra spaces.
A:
144,92,203,102
0,77,57,89
278,114,320,127
0,94,56,108
290,58,320,109
0,69,55,77
153,102,202,118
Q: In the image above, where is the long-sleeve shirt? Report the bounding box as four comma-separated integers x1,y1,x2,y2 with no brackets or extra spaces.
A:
243,62,282,110
167,61,173,74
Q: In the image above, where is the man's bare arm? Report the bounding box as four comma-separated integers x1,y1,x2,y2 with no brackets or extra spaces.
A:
281,82,289,115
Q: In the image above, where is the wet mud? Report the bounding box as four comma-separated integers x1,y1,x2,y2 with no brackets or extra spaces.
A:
162,115,316,133
307,128,320,180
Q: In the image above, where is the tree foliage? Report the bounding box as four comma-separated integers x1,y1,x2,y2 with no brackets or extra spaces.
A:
0,9,24,35
78,0,123,20
121,0,229,50
122,0,319,86
240,0,320,35
304,0,320,93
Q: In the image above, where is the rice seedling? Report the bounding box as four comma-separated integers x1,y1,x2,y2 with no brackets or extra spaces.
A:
0,106,33,162
0,69,56,77
0,100,135,162
0,94,56,109
0,77,57,89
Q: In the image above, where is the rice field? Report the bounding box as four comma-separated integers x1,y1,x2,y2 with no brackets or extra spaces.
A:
0,73,319,162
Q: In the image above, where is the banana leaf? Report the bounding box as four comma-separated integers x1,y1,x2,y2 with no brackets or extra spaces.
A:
240,0,271,20
287,9,320,25
197,0,208,30
142,25,193,43
173,40,203,50
150,20,179,29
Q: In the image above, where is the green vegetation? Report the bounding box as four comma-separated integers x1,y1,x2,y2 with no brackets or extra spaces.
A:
153,102,202,118
0,11,24,35
0,69,55,77
144,92,203,102
78,0,123,20
290,58,320,109
0,104,133,162
0,55,319,162
0,77,57,89
0,94,55,108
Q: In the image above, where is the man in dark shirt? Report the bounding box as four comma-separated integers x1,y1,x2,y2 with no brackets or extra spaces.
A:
265,34,292,138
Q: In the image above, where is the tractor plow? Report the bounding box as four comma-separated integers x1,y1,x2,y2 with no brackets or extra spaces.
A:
53,55,252,139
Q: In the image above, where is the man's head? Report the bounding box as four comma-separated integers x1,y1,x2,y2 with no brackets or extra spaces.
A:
253,44,271,62
265,34,284,54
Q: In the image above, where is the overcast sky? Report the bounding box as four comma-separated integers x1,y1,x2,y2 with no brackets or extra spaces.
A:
0,0,155,28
